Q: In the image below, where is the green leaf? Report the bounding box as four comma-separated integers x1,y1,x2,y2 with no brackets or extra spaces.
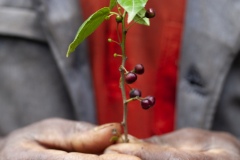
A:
109,0,117,10
133,9,150,26
67,7,110,57
117,0,148,23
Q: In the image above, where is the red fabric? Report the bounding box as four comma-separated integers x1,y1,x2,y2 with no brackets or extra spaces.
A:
80,0,186,138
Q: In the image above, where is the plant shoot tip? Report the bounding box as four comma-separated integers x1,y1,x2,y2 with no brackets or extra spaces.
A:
114,53,122,57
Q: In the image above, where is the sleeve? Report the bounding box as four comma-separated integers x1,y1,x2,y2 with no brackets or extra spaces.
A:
40,0,97,123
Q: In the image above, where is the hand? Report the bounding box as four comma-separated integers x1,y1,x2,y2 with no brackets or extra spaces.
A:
105,128,240,160
0,118,140,159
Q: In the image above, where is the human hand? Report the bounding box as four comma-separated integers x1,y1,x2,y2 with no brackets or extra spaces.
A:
0,118,140,160
105,128,240,160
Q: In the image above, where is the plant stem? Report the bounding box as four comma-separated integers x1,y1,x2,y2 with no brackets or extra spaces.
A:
119,11,129,143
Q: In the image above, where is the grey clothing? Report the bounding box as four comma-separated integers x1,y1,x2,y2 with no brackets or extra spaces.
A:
177,0,240,138
0,0,96,135
0,36,75,135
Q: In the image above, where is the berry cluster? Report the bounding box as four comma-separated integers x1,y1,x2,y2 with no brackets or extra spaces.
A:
111,7,156,142
125,64,156,110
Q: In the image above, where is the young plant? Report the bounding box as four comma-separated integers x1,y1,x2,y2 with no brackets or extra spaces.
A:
67,0,156,143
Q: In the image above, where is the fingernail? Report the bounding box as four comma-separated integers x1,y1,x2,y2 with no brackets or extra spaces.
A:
94,123,115,131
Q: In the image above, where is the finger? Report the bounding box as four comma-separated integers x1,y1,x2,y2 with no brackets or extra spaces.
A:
50,151,141,160
4,144,141,160
105,142,173,159
100,153,141,160
117,134,142,143
105,143,145,155
69,122,122,153
4,148,99,160
105,142,228,160
33,119,122,154
4,139,139,160
144,128,209,146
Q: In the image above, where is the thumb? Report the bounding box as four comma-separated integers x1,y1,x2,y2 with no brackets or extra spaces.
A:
69,122,122,153
33,119,122,154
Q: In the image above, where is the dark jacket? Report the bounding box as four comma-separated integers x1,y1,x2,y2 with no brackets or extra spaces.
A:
0,0,96,135
177,0,240,138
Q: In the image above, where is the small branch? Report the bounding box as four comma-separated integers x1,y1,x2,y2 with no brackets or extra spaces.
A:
116,23,121,44
126,16,145,31
119,11,129,143
125,97,141,104
114,53,122,57
117,4,122,15
108,38,120,45
110,11,119,16
119,65,128,73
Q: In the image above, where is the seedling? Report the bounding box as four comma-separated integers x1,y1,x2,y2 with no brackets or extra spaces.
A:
67,0,156,143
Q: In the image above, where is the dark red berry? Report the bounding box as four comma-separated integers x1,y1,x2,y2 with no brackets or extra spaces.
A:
125,72,137,84
134,64,144,75
129,89,142,98
116,15,123,23
141,99,151,110
146,96,156,107
145,8,156,18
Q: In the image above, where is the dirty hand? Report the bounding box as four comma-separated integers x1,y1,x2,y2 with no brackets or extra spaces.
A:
105,128,240,160
0,118,140,160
